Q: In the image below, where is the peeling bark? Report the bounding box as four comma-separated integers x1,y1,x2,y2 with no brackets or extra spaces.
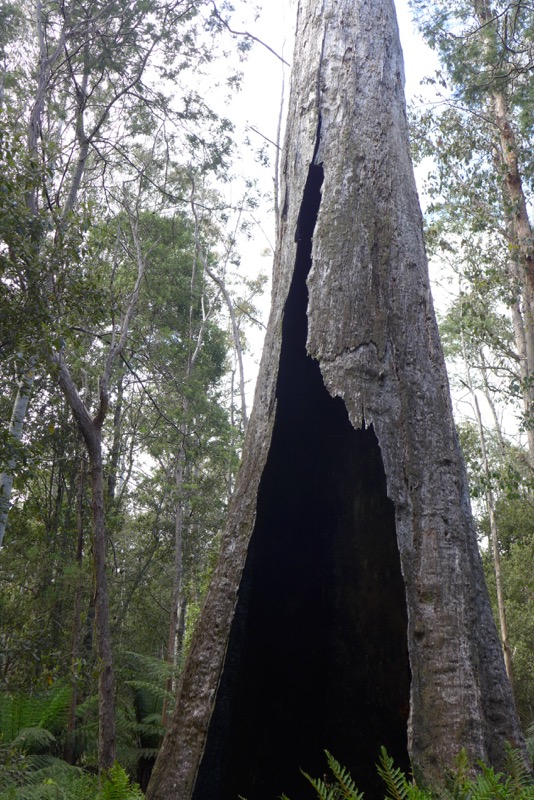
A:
146,2,525,798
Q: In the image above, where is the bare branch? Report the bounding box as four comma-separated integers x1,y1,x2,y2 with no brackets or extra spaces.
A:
210,1,290,67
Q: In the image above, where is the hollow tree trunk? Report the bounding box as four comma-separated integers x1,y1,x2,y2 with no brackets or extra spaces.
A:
146,2,525,798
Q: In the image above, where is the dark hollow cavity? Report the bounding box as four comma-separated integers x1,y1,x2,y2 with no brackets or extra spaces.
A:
193,158,411,800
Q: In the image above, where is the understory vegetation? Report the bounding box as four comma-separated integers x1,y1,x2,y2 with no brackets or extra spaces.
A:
284,747,534,800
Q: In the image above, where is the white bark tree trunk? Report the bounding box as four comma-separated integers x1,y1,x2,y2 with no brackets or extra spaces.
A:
0,362,36,547
146,2,526,798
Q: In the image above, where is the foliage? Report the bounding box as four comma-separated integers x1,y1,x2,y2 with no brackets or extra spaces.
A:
284,747,534,800
99,763,144,800
0,678,145,797
300,751,365,800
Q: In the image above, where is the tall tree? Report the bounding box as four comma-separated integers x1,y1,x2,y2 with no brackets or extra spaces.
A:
146,1,526,799
409,0,534,463
0,0,235,544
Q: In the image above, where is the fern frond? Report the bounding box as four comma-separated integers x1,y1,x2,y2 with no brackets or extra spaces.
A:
19,755,79,783
301,770,339,800
99,762,143,799
442,749,471,799
11,727,56,754
324,751,364,799
122,651,173,683
124,680,174,704
503,742,533,794
468,763,508,800
377,747,411,800
37,683,71,733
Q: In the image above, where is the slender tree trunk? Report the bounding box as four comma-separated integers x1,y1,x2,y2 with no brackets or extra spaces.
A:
190,196,249,431
65,457,86,764
463,342,514,685
510,293,534,461
493,94,534,465
0,361,36,547
472,0,534,464
88,435,116,772
147,2,526,798
162,445,186,727
107,368,124,500
471,392,514,684
55,361,116,775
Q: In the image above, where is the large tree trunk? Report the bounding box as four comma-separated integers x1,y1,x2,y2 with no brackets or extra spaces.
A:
146,1,525,798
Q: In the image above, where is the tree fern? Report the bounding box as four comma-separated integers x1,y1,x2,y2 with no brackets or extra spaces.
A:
11,727,56,754
0,682,72,745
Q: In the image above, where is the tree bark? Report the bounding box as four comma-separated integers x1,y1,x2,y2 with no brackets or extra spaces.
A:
161,444,186,728
89,436,116,773
64,456,86,764
146,2,526,798
0,361,36,547
463,341,514,686
56,361,116,773
493,93,534,464
472,392,514,685
472,0,534,464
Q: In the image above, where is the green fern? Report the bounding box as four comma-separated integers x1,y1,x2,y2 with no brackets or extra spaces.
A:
439,748,534,800
470,762,512,800
324,751,364,800
300,751,364,800
503,742,533,796
99,763,144,800
0,682,72,745
440,748,471,800
300,770,344,800
11,727,56,754
377,747,429,800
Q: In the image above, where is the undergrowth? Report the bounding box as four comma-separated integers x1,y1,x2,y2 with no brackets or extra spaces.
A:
281,745,534,800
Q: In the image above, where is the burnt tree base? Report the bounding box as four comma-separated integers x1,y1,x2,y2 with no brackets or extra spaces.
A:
192,162,411,800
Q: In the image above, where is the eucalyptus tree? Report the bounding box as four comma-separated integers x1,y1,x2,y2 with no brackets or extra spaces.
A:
409,0,534,463
146,0,525,798
0,0,235,544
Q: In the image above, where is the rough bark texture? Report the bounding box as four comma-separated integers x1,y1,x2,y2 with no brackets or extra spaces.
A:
146,1,525,798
